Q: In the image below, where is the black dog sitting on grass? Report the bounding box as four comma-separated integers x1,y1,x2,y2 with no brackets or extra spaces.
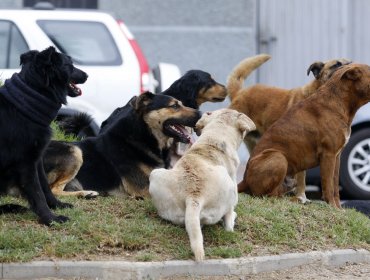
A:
0,47,88,225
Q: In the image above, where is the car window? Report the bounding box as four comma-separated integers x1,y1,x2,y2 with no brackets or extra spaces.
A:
0,21,29,69
37,20,122,66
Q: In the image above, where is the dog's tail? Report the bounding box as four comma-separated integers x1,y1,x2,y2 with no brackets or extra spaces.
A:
185,198,205,261
57,112,93,138
0,204,29,214
227,54,271,101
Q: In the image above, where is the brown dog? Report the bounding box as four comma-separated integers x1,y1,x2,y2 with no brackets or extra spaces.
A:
228,54,351,203
237,63,370,208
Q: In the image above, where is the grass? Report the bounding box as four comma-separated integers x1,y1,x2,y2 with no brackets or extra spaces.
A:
51,121,79,142
0,195,369,263
0,88,369,263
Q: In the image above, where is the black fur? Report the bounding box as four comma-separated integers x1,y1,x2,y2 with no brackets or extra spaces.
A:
0,47,87,225
57,112,93,138
160,70,226,109
46,92,201,197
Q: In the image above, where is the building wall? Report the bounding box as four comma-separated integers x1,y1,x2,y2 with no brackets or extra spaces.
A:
99,0,256,90
0,0,22,8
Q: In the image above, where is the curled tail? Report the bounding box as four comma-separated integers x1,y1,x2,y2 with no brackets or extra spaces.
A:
57,112,93,138
227,54,271,101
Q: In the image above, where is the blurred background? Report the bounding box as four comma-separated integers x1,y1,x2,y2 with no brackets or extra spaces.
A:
3,0,370,107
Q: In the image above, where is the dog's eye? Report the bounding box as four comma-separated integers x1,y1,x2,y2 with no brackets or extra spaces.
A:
331,61,342,69
171,103,180,109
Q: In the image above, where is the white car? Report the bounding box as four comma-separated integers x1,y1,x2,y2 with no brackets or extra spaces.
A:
0,4,180,134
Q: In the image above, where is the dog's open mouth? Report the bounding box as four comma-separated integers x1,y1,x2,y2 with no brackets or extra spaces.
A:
164,123,192,144
212,97,226,102
68,83,82,97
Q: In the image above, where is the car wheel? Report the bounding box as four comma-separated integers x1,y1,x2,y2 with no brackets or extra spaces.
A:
340,128,370,199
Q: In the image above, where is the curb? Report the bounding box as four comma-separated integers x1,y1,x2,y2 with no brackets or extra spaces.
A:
1,249,370,279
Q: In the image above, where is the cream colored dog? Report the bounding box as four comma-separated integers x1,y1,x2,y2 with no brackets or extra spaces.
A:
149,108,255,261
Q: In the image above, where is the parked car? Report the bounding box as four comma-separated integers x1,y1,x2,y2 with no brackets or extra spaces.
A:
0,3,181,135
306,103,370,200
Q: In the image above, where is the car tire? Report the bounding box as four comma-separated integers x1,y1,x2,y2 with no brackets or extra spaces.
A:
340,128,370,199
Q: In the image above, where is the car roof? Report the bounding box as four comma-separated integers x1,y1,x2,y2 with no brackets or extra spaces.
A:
0,9,116,21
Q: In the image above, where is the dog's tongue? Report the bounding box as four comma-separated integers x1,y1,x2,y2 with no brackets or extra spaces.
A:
173,124,193,143
69,83,82,97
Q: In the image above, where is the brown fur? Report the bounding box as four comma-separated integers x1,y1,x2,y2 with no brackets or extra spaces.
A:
196,82,227,106
228,55,351,202
44,92,201,199
45,142,98,198
238,63,370,208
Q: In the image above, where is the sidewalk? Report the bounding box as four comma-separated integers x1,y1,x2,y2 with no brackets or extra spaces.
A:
2,249,370,279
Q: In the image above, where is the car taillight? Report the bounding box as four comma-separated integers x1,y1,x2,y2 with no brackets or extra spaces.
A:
117,20,151,93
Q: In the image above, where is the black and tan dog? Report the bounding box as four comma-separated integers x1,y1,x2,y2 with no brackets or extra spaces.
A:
99,69,227,167
238,63,370,208
45,92,201,198
228,54,351,203
161,70,227,109
0,47,87,225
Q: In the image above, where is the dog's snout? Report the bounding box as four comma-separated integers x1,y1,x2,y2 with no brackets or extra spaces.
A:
72,68,88,83
196,110,202,120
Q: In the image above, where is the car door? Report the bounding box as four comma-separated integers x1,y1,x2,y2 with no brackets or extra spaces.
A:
0,20,29,82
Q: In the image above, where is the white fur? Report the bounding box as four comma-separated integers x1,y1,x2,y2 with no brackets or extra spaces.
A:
149,108,255,261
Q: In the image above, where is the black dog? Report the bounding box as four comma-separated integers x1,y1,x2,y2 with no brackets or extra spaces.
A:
160,70,227,109
45,92,201,198
44,70,225,197
0,47,87,225
98,70,227,167
100,70,227,133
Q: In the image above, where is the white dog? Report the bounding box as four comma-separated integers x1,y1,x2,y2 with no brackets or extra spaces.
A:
149,108,256,261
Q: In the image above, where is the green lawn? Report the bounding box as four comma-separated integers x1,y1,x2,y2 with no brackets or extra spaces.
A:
1,195,369,263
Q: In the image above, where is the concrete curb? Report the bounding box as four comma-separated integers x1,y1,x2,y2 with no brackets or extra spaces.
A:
1,249,369,279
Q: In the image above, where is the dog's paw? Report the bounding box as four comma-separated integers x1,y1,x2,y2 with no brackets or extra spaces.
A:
223,211,237,231
0,204,29,214
291,196,311,204
48,200,73,209
56,201,74,209
82,191,99,199
40,214,70,226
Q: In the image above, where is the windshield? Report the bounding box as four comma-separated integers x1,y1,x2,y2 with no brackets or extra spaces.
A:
37,20,122,66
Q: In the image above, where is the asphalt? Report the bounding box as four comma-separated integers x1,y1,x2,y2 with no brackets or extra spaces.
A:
1,249,369,279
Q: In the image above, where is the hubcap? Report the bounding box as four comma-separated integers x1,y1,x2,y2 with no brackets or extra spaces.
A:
347,138,370,192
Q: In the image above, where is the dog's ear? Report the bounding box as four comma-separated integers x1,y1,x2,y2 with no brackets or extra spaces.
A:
36,46,57,65
307,61,324,79
134,91,155,112
237,113,256,133
194,111,211,136
128,96,138,107
19,50,39,65
340,67,362,81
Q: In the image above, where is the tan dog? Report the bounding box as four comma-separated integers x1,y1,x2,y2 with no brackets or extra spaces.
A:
149,109,255,261
228,54,351,203
238,63,370,208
